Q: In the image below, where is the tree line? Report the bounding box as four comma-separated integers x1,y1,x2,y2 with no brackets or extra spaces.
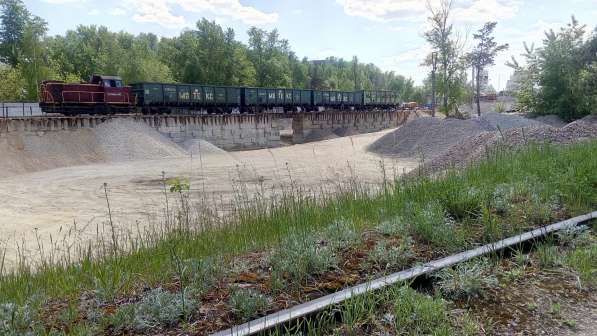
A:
422,0,595,120
0,0,420,102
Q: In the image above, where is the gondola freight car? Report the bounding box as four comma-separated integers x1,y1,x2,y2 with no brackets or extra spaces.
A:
39,74,404,115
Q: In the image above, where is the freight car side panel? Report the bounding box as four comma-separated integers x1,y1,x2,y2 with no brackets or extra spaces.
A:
191,85,203,104
267,89,276,104
177,85,191,104
163,85,177,105
204,87,215,104
292,90,301,104
133,83,163,105
245,88,258,105
225,87,240,105
301,90,312,105
314,91,323,105
354,91,363,106
285,89,294,105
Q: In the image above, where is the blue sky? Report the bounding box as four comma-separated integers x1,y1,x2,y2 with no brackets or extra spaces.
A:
26,0,597,90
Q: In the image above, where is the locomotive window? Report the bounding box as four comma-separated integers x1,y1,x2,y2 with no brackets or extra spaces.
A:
103,79,123,88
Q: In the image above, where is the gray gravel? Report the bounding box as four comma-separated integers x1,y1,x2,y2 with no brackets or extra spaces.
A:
368,113,549,160
420,117,597,174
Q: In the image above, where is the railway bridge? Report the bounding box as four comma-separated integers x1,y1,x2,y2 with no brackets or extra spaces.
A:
0,110,413,150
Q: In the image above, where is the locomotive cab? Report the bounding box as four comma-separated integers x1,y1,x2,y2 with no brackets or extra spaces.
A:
39,74,134,115
90,75,124,88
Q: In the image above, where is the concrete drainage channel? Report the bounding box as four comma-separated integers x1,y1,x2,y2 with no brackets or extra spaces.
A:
213,211,597,336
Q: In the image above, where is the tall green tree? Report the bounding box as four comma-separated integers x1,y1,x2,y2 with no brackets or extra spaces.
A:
507,17,596,121
0,0,30,66
468,22,508,115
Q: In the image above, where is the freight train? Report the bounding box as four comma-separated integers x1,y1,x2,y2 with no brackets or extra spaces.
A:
39,74,401,115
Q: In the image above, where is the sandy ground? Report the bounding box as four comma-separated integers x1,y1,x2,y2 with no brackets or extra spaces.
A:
0,129,418,268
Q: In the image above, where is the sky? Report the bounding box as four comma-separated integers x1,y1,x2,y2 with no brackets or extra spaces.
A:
25,0,597,90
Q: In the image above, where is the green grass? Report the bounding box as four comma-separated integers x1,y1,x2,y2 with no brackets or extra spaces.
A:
1,141,596,333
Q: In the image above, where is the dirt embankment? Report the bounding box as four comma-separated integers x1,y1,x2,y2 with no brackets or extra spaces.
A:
0,119,190,178
367,112,546,160
367,113,597,173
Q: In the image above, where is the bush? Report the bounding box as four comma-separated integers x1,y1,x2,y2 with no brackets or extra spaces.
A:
228,288,269,322
108,288,197,332
491,180,556,226
0,303,39,336
410,202,463,251
565,239,596,287
375,216,409,236
184,256,225,293
367,238,413,271
391,286,453,335
436,259,498,300
322,220,361,250
269,233,337,285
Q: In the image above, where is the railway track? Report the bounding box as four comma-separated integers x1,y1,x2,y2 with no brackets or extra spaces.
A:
212,211,597,336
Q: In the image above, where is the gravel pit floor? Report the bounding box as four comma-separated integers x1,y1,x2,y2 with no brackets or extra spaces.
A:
0,129,418,268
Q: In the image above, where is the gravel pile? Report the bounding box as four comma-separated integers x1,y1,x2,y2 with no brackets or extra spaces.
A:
533,115,567,128
367,117,489,159
0,119,225,177
94,119,187,161
421,117,597,174
181,138,227,155
478,112,546,130
368,113,549,160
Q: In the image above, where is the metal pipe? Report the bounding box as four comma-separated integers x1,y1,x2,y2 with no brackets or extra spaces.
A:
212,211,597,336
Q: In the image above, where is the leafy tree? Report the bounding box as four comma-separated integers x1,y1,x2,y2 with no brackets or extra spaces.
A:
468,22,508,115
0,0,29,66
507,17,596,120
0,63,24,100
424,0,468,116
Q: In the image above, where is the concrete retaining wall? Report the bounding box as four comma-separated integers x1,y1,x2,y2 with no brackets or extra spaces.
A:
0,114,284,151
292,110,412,143
139,114,283,150
0,111,413,150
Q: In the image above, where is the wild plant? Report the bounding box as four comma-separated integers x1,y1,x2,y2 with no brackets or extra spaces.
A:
183,256,225,294
109,288,197,332
410,202,462,251
322,220,361,250
367,238,413,271
228,287,269,322
435,259,498,300
375,215,409,236
91,268,130,303
565,241,597,287
390,286,453,335
0,302,39,336
491,180,554,226
535,243,562,268
269,233,337,285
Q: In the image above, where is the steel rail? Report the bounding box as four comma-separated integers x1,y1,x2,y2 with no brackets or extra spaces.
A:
212,211,597,336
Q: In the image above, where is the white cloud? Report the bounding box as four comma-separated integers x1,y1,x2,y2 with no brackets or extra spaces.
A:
336,0,426,21
127,0,278,28
43,0,83,3
110,8,127,16
88,9,100,16
131,1,186,28
336,0,521,23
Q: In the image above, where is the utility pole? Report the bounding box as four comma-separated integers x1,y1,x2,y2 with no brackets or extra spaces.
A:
431,52,437,117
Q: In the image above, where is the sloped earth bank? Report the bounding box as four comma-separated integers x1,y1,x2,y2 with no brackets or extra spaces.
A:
422,116,597,174
367,112,546,160
0,119,187,177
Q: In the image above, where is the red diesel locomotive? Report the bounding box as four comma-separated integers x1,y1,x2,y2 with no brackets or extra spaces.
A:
39,74,134,114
